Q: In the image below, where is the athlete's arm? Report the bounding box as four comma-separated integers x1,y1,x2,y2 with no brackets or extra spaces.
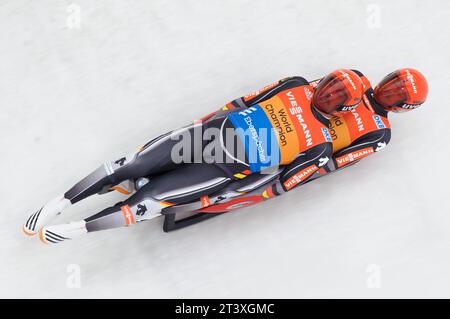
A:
331,128,391,170
279,143,333,192
226,76,307,108
199,76,309,122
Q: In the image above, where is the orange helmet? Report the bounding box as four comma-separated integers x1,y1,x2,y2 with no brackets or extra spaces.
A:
374,68,428,112
313,69,363,115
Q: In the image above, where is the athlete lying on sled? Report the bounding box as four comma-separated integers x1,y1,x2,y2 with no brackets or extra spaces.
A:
23,68,428,244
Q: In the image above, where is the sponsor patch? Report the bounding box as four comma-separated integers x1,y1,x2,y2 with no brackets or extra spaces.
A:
243,81,279,102
335,147,374,167
373,115,386,129
228,104,279,172
321,127,332,142
283,164,318,191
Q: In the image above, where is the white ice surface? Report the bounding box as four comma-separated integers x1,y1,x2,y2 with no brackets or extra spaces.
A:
1,0,449,298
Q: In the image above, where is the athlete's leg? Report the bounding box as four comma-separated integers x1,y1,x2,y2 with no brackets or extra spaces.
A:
23,122,205,235
39,163,233,244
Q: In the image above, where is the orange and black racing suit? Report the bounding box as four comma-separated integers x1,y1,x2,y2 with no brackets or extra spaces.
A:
59,76,334,232
221,70,392,186
191,69,392,200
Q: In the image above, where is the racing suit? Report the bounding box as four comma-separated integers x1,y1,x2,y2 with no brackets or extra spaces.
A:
58,76,334,233
156,70,393,228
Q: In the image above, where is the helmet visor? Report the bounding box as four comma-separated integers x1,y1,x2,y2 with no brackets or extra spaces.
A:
313,75,348,113
374,71,409,107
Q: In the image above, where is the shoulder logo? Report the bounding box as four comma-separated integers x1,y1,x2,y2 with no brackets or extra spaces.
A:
321,127,332,142
373,115,386,129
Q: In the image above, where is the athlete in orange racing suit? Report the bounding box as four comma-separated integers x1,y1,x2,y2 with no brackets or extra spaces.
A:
23,68,428,244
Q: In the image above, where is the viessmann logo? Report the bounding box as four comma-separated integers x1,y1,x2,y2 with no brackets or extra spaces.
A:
335,147,374,167
351,109,364,132
283,164,318,190
286,90,313,147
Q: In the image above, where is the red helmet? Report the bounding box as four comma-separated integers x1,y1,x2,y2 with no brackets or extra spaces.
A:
374,68,428,112
313,69,363,115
